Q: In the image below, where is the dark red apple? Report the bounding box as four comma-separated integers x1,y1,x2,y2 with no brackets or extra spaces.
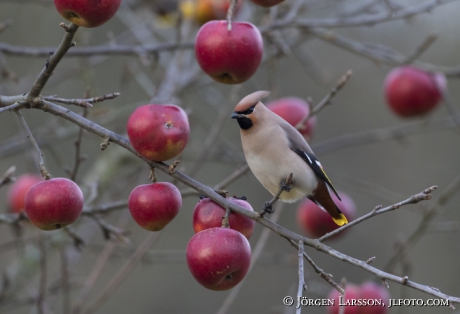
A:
297,191,356,239
24,178,84,231
53,0,122,28
195,20,263,84
193,196,255,239
186,227,251,291
384,66,446,117
327,284,360,314
7,174,42,213
250,0,285,8
127,104,190,161
266,97,317,140
128,182,182,231
359,282,390,314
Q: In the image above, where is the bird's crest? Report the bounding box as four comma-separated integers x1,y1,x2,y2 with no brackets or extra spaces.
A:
234,91,271,112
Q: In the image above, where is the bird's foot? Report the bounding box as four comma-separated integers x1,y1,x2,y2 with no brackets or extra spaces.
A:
280,174,294,192
259,201,275,217
280,179,294,192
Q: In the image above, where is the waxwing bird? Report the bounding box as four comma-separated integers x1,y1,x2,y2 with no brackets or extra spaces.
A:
231,91,348,226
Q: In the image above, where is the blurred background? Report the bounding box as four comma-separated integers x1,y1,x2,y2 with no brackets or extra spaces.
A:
0,0,460,313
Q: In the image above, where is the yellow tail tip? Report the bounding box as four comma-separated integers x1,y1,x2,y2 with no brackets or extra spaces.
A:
332,213,348,226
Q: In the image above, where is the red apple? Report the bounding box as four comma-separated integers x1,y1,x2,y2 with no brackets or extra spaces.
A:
127,104,190,161
359,282,390,314
24,178,84,231
297,191,356,239
128,182,182,231
266,97,317,140
53,0,122,28
7,174,42,213
383,66,446,117
186,227,251,291
250,0,285,8
327,284,360,314
195,20,263,84
193,196,255,239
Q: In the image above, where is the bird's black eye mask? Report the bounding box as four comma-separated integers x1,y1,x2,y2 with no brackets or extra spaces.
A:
236,104,256,115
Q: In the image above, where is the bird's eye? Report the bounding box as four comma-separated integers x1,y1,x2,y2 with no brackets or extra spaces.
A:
241,105,255,115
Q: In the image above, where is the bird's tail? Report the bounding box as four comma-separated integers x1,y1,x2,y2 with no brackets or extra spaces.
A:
332,211,348,226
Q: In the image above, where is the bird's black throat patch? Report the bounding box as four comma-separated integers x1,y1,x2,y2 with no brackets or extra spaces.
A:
236,117,253,130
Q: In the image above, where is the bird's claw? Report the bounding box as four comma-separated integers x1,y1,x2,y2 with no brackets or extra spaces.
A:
281,178,294,192
259,201,275,216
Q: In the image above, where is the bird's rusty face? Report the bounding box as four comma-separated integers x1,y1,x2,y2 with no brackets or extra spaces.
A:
231,104,256,130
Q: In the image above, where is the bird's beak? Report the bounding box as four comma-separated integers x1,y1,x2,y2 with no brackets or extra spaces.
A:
231,112,244,119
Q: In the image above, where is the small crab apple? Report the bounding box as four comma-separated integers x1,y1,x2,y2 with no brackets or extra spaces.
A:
195,20,263,84
359,281,390,314
193,196,255,239
128,182,182,231
7,174,42,213
127,104,190,162
267,97,317,140
186,227,251,291
53,0,122,28
297,191,356,239
384,66,446,117
250,0,285,8
327,284,361,314
24,178,84,231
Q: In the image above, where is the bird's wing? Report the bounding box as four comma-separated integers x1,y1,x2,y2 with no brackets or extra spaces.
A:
291,147,341,201
279,120,341,201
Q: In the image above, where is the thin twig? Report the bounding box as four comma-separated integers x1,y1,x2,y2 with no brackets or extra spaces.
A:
404,33,438,64
385,173,460,272
60,247,70,314
27,23,79,100
37,234,47,314
81,232,161,314
295,70,352,130
289,239,344,295
319,186,437,242
296,240,305,314
71,214,130,314
42,93,120,108
0,165,16,188
69,108,88,181
15,110,50,179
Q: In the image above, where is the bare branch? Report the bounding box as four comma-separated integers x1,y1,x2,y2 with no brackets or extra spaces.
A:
27,23,79,100
319,186,437,242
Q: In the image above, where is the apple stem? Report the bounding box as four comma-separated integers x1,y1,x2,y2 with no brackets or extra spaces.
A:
226,0,238,31
149,167,157,183
221,207,231,228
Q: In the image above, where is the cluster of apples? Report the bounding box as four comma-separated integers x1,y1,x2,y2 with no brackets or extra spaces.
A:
384,65,446,117
7,174,84,230
126,104,190,231
187,196,255,290
328,281,390,314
